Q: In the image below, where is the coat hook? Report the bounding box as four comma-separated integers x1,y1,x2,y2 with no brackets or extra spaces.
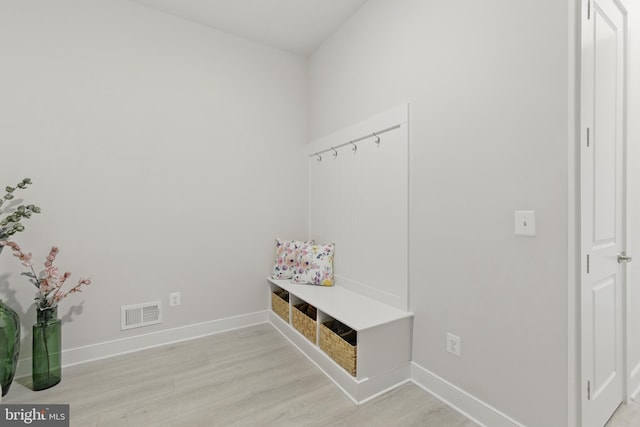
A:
351,142,357,154
315,153,322,162
373,132,381,147
331,147,338,159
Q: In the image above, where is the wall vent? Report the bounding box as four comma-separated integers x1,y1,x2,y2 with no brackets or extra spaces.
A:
121,301,162,330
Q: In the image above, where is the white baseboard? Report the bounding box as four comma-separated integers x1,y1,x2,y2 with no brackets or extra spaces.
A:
15,310,269,378
410,362,524,427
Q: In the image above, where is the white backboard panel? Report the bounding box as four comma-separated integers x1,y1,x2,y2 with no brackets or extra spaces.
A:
308,105,409,311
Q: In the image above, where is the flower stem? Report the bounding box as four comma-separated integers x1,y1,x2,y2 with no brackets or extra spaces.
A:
42,318,50,385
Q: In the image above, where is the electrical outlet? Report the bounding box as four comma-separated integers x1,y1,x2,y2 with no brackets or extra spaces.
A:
447,332,461,357
169,292,181,307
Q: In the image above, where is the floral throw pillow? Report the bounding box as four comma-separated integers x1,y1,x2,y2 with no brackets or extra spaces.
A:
272,238,313,280
292,243,335,286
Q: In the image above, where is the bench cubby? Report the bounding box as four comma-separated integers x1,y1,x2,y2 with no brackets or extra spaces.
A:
270,288,289,323
320,318,357,377
291,298,317,344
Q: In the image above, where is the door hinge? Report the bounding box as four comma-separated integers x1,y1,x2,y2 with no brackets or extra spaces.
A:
588,0,591,20
587,254,590,274
587,380,591,400
587,127,590,147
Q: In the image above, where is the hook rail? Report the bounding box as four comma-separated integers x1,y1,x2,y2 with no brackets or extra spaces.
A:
309,124,401,160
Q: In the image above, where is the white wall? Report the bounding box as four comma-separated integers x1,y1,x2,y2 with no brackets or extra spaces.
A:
624,0,640,399
308,1,570,425
0,0,307,359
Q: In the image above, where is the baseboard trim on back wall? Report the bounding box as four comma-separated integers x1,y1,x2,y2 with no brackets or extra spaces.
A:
410,362,525,427
14,310,270,379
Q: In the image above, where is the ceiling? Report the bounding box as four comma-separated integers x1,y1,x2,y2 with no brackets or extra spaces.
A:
130,0,369,56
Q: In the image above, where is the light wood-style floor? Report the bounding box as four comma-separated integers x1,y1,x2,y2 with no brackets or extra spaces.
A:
5,322,640,427
4,323,478,427
606,400,640,427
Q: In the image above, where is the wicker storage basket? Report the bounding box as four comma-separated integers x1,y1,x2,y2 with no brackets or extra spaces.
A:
292,303,317,343
320,321,357,377
271,290,289,323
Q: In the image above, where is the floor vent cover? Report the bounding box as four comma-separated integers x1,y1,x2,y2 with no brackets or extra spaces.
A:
121,301,162,330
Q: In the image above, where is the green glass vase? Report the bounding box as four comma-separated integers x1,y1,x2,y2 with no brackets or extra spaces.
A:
0,300,20,396
32,306,61,391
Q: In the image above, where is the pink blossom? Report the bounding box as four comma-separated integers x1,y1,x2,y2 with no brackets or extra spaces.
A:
39,278,50,293
2,241,21,251
1,241,93,309
3,242,32,267
13,250,33,267
59,271,71,286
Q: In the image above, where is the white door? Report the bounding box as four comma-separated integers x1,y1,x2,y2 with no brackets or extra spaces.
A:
581,0,628,426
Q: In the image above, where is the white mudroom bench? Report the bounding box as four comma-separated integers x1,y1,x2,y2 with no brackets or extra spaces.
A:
268,278,413,404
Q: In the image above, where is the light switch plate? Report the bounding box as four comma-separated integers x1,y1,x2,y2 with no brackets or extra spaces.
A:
515,210,536,236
